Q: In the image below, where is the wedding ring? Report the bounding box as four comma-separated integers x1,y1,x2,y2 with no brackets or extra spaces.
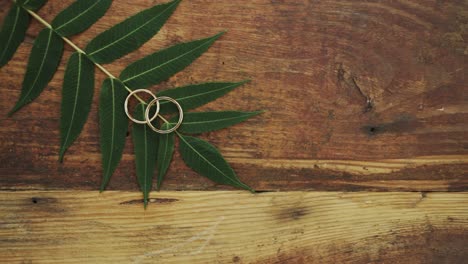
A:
124,89,160,124
145,96,184,134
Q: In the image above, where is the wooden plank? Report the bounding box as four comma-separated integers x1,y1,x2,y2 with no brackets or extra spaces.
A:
0,190,467,263
0,0,467,191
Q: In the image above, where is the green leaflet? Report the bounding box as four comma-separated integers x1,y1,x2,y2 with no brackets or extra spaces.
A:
59,52,95,161
99,78,128,191
51,0,112,37
9,28,63,116
120,32,224,89
157,81,248,114
0,4,29,68
179,135,254,192
17,0,47,11
156,123,175,190
85,0,181,64
132,103,158,208
170,111,262,134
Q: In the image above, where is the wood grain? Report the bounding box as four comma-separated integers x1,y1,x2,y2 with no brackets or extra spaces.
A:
0,0,467,191
0,190,467,263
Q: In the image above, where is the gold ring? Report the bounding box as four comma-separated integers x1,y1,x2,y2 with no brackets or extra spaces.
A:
145,96,183,134
124,89,160,124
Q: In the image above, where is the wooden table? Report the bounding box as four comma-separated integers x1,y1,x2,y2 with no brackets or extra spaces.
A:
0,0,467,263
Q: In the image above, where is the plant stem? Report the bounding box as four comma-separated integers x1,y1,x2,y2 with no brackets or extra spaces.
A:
21,4,177,127
22,5,146,104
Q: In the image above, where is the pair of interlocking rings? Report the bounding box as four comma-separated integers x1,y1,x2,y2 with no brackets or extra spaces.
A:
124,89,184,134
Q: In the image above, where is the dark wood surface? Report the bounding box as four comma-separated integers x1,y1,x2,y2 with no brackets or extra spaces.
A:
0,0,466,191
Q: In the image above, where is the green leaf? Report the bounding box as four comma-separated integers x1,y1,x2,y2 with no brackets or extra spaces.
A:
155,123,175,190
179,135,253,192
85,0,181,64
156,81,248,114
120,32,224,89
59,52,95,161
0,4,29,68
99,78,129,191
51,0,112,37
9,28,63,116
170,111,261,134
18,0,47,11
132,103,158,208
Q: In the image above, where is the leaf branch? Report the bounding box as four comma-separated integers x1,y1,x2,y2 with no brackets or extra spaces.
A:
4,0,257,201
